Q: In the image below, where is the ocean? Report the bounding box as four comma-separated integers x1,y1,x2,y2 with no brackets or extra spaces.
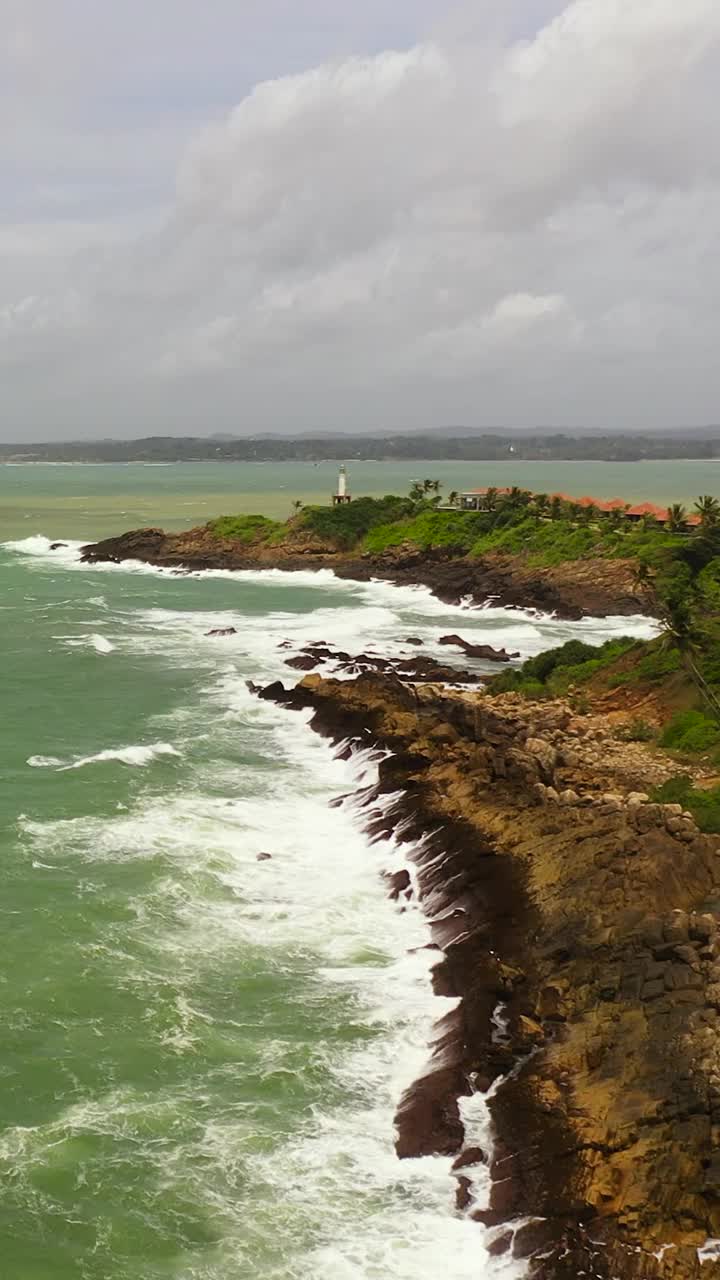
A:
0,468,659,1278
1,458,719,543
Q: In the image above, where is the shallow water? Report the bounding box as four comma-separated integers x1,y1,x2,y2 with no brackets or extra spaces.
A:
0,531,657,1279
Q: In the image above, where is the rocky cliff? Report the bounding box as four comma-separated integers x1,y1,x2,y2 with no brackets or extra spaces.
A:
80,525,648,619
257,672,720,1278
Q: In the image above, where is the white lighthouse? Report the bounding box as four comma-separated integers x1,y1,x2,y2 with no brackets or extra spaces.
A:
333,464,352,505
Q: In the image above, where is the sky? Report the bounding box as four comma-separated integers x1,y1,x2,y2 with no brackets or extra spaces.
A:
2,0,720,440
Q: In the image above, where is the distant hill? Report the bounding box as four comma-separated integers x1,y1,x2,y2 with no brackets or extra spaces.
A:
0,432,718,463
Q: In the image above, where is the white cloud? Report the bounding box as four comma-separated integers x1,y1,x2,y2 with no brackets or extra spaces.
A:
3,0,720,435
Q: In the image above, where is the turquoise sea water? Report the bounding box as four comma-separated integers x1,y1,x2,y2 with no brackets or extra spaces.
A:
0,469,658,1278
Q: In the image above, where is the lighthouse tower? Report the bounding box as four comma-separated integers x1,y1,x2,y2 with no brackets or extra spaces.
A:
332,464,352,505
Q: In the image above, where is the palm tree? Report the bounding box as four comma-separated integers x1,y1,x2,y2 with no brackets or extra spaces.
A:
448,490,459,507
549,496,564,522
422,478,441,495
409,481,425,502
508,486,531,509
666,503,688,533
533,493,550,519
579,503,598,526
694,495,720,527
567,502,583,523
291,499,304,514
483,487,499,512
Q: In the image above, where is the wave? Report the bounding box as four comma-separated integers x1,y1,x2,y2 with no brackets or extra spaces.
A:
27,742,181,772
15,708,524,1277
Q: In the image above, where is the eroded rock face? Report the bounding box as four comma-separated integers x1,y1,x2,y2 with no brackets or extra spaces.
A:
257,672,720,1279
80,528,650,618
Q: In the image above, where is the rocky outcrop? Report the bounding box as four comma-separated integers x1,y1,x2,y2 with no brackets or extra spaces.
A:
79,527,649,619
282,642,485,683
438,634,520,661
258,672,720,1278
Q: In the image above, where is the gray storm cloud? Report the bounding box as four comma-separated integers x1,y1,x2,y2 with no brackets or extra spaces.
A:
1,0,719,437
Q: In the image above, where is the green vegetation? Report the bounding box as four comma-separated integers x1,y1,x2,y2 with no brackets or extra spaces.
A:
659,710,720,755
614,718,656,743
489,636,638,698
207,481,720,765
607,645,682,688
651,776,720,834
210,514,284,543
298,495,415,549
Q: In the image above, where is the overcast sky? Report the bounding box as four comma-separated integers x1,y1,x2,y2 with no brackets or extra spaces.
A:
2,0,719,440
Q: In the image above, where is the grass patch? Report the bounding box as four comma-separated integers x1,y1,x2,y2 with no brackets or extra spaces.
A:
363,509,489,554
608,644,682,688
209,514,285,544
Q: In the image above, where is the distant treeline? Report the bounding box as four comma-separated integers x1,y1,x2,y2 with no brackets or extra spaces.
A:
1,433,718,464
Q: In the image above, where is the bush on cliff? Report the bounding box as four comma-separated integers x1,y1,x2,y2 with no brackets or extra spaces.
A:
489,636,637,697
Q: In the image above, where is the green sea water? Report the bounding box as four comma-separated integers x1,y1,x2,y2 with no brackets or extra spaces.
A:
0,458,718,543
0,467,658,1278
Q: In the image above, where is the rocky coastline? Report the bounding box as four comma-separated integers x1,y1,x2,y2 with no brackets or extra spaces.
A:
253,670,720,1278
79,525,650,619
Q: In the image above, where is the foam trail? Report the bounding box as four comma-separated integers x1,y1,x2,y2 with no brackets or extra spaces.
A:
27,743,181,771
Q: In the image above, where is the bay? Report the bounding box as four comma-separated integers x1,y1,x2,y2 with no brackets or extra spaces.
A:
1,458,719,543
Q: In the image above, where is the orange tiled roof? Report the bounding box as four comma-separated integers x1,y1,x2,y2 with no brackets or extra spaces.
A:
626,502,670,520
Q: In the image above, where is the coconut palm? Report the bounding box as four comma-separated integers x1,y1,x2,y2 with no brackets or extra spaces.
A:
483,487,499,512
508,486,531,509
533,493,550,518
448,490,459,507
694,495,720,527
291,499,304,514
409,481,425,502
666,503,688,533
549,496,564,522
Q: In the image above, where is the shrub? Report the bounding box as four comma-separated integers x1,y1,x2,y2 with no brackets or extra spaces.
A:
300,496,415,549
659,709,720,754
614,718,656,743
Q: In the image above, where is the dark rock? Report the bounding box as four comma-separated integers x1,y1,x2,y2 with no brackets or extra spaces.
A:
438,634,520,662
404,637,424,645
451,1146,487,1171
49,542,68,551
384,868,411,900
487,1231,514,1257
455,1175,473,1211
285,654,321,671
206,626,237,637
256,852,272,862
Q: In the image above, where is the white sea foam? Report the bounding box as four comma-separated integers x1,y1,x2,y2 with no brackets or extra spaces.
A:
17,697,524,1277
88,633,115,653
26,742,181,772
